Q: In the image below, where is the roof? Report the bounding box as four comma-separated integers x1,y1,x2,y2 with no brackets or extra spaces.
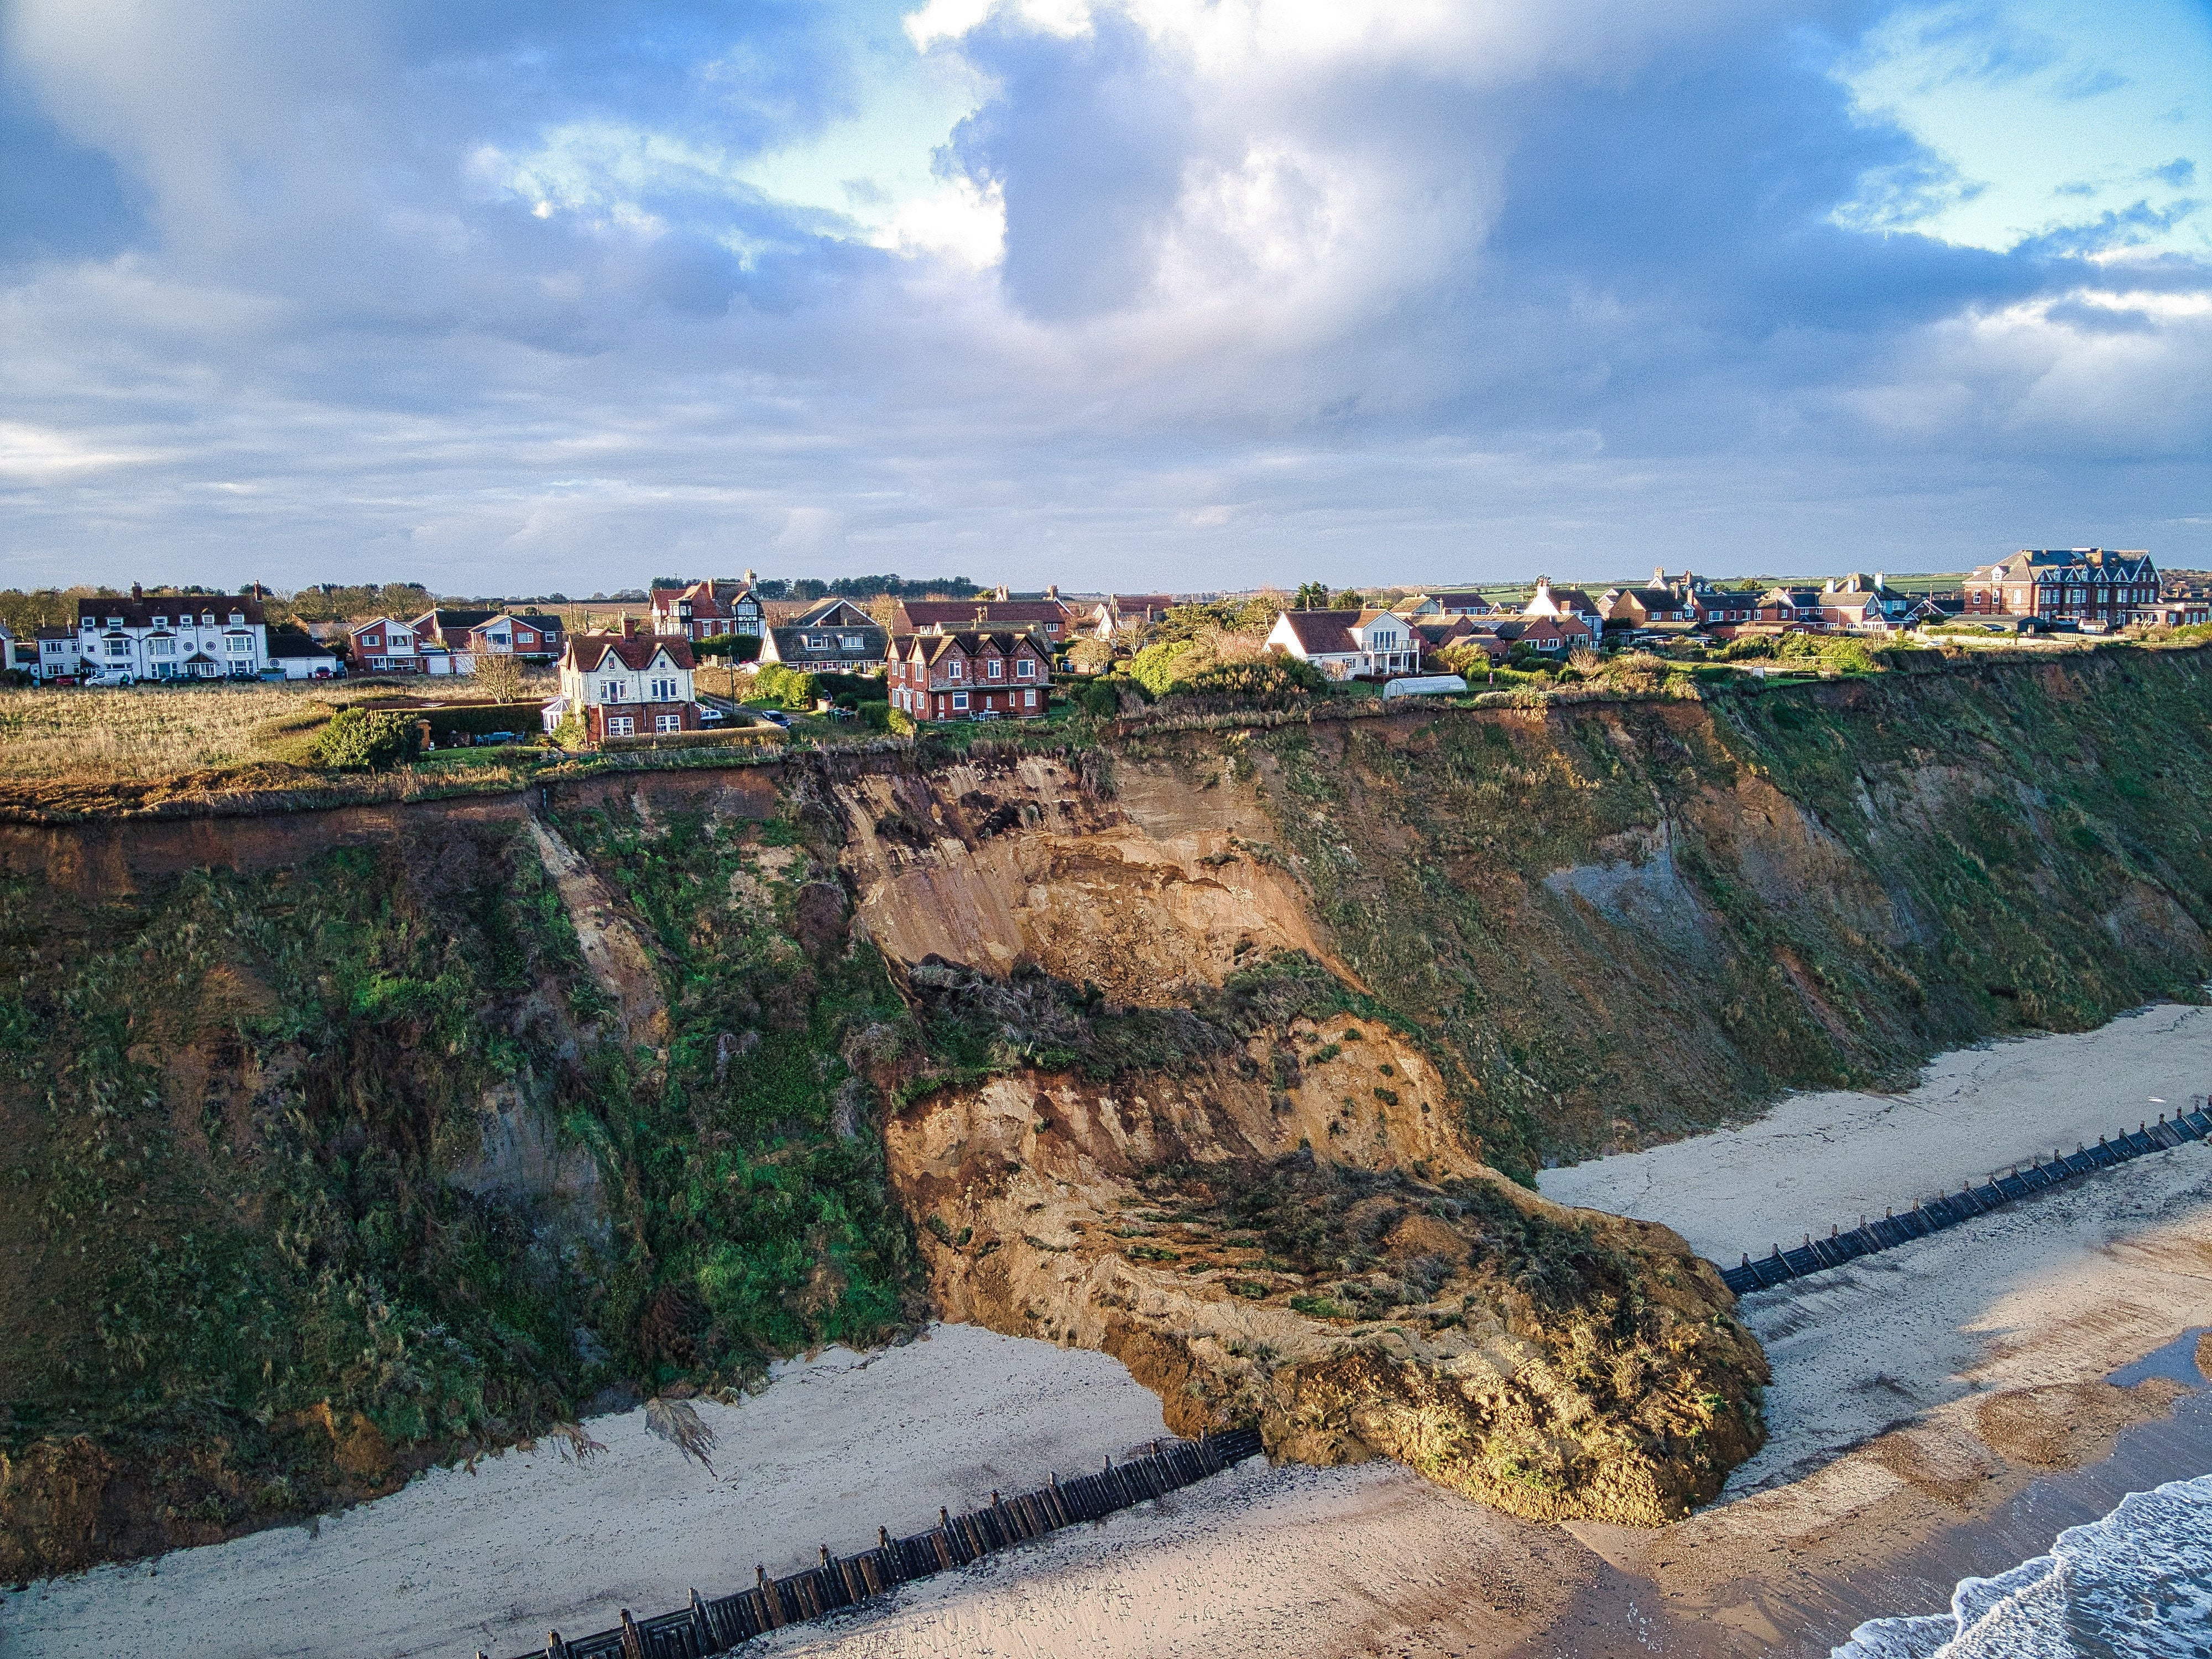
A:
896,599,1072,631
77,593,265,627
416,608,496,635
769,621,889,660
653,580,757,618
894,629,1050,664
566,632,698,672
35,626,74,641
267,629,338,660
789,598,879,628
1272,609,1364,654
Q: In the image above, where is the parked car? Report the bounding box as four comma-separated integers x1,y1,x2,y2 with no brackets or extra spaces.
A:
84,669,137,688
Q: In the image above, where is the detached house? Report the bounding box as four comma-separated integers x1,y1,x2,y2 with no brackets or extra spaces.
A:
760,598,888,672
1520,577,1604,629
413,608,564,662
1078,594,1178,640
650,578,764,642
347,617,443,674
1598,568,1707,629
886,629,1052,722
558,619,701,742
1264,609,1421,679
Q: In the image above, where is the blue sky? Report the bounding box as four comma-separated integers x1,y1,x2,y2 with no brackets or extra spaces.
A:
0,0,2206,593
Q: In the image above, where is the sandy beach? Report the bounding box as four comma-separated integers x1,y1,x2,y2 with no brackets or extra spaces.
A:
9,1005,2212,1659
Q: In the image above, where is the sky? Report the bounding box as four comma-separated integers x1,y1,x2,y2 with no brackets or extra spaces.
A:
0,0,2206,594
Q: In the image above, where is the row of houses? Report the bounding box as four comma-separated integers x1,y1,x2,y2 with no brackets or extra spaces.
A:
0,586,345,684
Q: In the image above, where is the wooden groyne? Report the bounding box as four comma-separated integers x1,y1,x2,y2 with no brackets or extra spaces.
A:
1720,1105,2212,1296
485,1427,1265,1659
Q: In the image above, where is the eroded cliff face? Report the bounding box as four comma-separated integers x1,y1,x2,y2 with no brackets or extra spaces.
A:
845,650,2212,1519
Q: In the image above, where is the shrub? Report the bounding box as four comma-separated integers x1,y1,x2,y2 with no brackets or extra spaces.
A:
1128,640,1198,697
752,664,820,710
888,705,918,737
1077,679,1122,719
1180,655,1324,699
312,707,421,770
855,700,891,731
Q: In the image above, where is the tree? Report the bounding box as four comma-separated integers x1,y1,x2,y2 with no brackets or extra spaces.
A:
474,651,525,702
1331,588,1366,609
313,708,421,770
1293,582,1331,610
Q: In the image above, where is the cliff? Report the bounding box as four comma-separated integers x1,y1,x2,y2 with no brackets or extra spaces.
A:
4,647,2211,1571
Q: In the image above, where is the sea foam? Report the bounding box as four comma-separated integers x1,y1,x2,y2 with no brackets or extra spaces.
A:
1833,1473,2212,1657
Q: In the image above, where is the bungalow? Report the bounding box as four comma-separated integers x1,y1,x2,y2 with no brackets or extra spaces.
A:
886,629,1052,721
650,577,764,641
559,619,701,742
2133,598,2211,628
759,598,888,673
893,597,1076,643
1400,591,1499,617
1264,609,1420,679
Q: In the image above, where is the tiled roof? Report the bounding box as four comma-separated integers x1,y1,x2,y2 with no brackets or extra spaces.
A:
896,600,1072,630
894,629,1050,664
567,632,698,672
77,593,265,627
1273,609,1363,653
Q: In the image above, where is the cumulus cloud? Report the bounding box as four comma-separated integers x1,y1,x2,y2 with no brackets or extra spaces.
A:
0,0,2205,589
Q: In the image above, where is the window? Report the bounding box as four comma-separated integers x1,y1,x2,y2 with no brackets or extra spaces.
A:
841,635,863,649
987,658,1003,679
225,636,252,654
229,613,244,625
952,691,968,710
201,613,215,625
106,640,130,659
149,638,175,657
1024,688,1036,708
607,716,635,737
152,616,167,628
654,713,681,733
1016,657,1035,678
599,680,623,703
649,676,678,701
948,659,963,679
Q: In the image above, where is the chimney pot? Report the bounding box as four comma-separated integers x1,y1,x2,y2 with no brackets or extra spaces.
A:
132,582,143,601
621,615,639,639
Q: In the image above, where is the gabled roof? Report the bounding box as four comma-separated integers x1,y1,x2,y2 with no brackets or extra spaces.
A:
567,632,697,672
653,580,757,618
769,621,889,659
267,628,337,660
894,629,1048,664
789,598,880,629
1272,609,1364,654
347,616,413,637
415,608,496,636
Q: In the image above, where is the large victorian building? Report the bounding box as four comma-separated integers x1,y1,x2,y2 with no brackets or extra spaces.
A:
886,628,1052,721
559,619,702,740
1963,549,2158,627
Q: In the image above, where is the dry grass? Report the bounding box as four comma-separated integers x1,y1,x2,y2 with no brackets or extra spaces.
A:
0,684,348,781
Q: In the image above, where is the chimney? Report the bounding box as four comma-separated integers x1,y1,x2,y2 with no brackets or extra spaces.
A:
744,568,757,585
1652,566,1664,587
621,615,639,639
1046,583,1059,599
1876,571,1886,591
132,582,143,601
994,584,1010,601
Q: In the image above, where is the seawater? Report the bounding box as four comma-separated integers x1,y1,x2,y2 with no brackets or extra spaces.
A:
1832,1473,2212,1658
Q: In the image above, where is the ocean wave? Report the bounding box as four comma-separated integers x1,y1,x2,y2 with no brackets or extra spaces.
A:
1833,1473,2212,1658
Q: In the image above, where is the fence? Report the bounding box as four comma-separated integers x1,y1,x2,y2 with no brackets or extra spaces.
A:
1720,1104,2212,1296
485,1427,1265,1659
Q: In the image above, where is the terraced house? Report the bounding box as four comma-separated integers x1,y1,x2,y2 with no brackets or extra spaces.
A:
886,628,1052,721
557,619,700,741
74,585,269,680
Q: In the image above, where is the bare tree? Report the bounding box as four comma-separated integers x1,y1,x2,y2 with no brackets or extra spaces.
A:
476,650,525,702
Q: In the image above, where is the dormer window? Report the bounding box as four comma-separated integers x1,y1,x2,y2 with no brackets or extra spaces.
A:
152,615,167,628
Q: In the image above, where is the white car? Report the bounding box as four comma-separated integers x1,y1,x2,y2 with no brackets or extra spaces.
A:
83,668,137,687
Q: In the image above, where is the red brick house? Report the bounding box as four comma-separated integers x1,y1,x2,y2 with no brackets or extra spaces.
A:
1963,549,2158,627
886,629,1052,721
557,620,701,742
